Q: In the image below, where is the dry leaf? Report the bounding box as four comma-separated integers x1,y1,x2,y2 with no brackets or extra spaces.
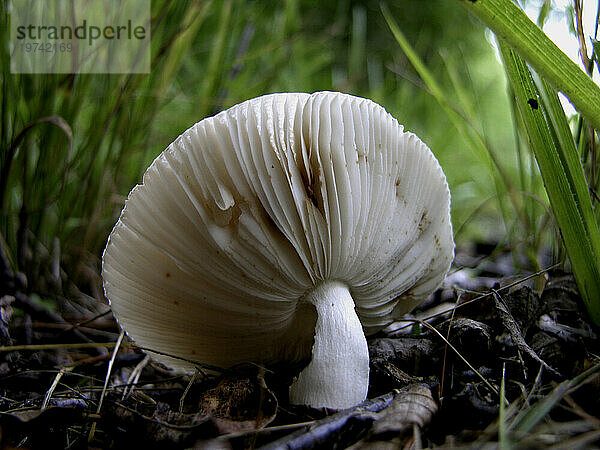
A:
370,384,438,438
199,372,277,434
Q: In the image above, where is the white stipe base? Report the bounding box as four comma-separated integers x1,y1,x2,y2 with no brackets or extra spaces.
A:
289,281,369,409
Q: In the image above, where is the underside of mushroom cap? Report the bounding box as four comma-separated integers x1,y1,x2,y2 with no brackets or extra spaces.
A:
102,91,454,372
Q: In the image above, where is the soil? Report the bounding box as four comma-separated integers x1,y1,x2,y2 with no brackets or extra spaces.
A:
0,244,599,449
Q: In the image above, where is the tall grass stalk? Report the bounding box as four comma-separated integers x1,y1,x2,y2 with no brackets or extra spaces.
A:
500,43,600,325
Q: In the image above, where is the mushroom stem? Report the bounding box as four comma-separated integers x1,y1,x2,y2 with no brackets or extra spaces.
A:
289,281,369,409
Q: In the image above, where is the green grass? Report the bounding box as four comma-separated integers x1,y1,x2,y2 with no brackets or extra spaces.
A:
1,1,214,294
483,361,600,447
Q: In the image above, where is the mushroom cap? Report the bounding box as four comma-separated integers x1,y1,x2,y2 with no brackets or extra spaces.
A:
102,91,454,371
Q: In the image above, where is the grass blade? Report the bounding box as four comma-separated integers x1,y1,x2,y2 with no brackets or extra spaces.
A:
499,42,600,325
498,364,510,449
510,362,600,434
459,0,600,131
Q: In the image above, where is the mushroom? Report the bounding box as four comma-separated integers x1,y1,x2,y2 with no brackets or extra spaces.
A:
102,91,454,410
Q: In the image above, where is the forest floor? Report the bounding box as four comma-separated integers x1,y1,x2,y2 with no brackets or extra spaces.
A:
0,244,599,449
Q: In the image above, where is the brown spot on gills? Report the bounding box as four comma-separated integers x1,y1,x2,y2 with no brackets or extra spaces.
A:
418,210,429,232
299,154,322,210
395,177,401,198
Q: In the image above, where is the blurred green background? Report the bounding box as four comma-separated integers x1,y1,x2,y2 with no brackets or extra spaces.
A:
1,0,577,301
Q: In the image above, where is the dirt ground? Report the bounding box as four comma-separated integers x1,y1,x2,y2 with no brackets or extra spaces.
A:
0,245,599,449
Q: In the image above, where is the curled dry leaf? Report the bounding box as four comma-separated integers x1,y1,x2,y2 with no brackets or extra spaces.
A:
199,373,277,434
370,384,438,438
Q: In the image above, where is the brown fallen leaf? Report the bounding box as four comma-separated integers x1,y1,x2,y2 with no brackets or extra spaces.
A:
199,371,277,434
348,384,438,449
370,384,438,438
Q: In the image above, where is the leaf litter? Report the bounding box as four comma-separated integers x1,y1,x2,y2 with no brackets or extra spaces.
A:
0,244,598,448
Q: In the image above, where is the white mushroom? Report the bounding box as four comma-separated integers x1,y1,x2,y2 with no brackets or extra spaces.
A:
102,91,454,410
